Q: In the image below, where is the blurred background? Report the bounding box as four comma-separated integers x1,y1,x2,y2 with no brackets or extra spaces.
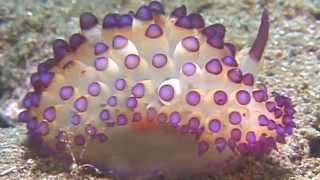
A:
0,0,319,179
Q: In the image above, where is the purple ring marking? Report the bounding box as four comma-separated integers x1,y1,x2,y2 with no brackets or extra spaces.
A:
229,111,242,125
159,84,175,102
236,90,251,105
126,97,138,109
213,90,228,105
181,36,200,52
208,119,221,133
124,54,140,69
145,24,163,38
230,128,242,141
117,114,128,126
152,53,167,68
87,82,101,96
94,57,108,71
59,86,74,100
215,137,227,153
99,109,110,121
114,78,126,91
74,96,88,112
112,35,128,49
43,106,56,122
185,90,201,106
182,62,196,76
205,59,222,75
107,96,117,107
131,83,145,98
70,113,81,125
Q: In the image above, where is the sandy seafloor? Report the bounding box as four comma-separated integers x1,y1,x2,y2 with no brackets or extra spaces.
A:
0,0,319,179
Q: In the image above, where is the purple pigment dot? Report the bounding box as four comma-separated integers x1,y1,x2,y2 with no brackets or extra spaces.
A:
126,97,138,109
43,106,56,122
268,120,277,130
175,15,192,29
169,111,181,126
274,108,283,118
182,62,196,76
227,68,242,83
189,13,205,29
236,90,251,105
102,13,120,28
224,42,236,57
185,90,201,106
265,101,276,112
215,137,227,153
152,53,167,68
18,110,31,123
59,86,74,100
229,111,242,125
181,36,200,52
94,42,109,55
69,33,86,50
37,121,49,135
119,14,133,27
22,93,32,109
74,135,85,146
39,72,54,87
135,5,153,21
243,73,254,86
97,133,108,143
87,82,101,96
79,12,98,30
222,56,238,67
70,113,81,125
246,131,256,144
53,39,68,62
99,109,110,121
107,96,117,107
171,5,186,18
282,115,293,126
253,90,268,102
114,78,126,91
145,24,163,38
30,92,41,107
207,36,223,49
230,128,242,141
124,54,140,69
205,58,222,75
159,84,175,101
132,112,142,122
94,57,108,71
131,83,145,98
202,23,225,38
85,124,97,137
258,114,269,126
276,125,286,136
188,117,200,130
112,35,128,49
157,113,168,123
147,107,157,121
198,141,209,156
74,96,88,112
148,1,165,14
213,90,228,105
208,119,221,133
117,114,128,126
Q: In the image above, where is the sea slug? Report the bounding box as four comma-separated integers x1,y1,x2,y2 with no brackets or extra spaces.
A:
18,1,295,178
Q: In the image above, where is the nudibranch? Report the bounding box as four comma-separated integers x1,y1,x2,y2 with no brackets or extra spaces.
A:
18,1,296,178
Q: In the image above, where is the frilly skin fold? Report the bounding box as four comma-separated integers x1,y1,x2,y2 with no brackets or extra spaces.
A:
18,1,295,179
